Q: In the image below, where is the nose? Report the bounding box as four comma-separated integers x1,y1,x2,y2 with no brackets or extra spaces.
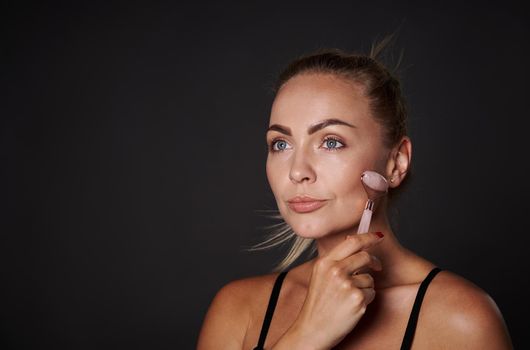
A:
289,149,316,184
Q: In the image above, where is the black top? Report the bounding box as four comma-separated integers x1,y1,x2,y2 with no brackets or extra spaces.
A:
254,267,442,350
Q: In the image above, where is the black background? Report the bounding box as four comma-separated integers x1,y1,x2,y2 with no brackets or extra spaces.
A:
2,1,529,349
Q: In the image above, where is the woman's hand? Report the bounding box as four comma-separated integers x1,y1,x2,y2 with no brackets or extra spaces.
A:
273,231,384,350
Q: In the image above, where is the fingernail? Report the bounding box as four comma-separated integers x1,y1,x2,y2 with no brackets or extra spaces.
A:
375,232,384,238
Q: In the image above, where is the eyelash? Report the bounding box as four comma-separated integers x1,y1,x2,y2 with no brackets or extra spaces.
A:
268,136,346,153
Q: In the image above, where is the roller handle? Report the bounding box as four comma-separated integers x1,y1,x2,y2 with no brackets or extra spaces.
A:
357,200,374,234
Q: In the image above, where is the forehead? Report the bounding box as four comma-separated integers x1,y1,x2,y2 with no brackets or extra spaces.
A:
270,73,373,128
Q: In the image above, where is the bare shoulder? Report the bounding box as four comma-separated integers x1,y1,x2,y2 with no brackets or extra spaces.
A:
418,270,513,349
196,272,279,350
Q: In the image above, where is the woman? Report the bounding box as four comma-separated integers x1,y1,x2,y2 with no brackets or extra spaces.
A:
197,45,513,349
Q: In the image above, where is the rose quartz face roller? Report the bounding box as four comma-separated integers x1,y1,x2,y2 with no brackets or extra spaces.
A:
356,170,389,234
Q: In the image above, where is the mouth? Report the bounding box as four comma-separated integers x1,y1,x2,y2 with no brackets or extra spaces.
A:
286,196,328,214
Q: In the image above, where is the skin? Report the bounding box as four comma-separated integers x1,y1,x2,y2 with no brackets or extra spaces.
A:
197,73,513,349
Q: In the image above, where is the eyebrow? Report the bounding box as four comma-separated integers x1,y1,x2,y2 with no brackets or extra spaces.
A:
266,118,356,136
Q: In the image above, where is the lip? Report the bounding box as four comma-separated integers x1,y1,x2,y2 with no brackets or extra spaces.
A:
286,196,328,213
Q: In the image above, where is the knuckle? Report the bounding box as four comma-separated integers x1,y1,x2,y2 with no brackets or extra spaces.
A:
357,251,371,264
314,258,330,272
346,236,362,250
349,289,364,306
340,279,352,290
329,265,342,278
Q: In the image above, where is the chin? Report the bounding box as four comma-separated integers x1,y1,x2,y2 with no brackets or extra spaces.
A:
290,225,329,239
284,215,352,240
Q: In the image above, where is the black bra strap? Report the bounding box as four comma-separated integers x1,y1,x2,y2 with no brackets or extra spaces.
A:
254,270,288,350
400,267,442,350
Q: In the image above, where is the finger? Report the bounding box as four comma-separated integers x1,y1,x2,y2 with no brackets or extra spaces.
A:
328,231,384,261
361,287,376,305
340,251,382,274
350,273,374,289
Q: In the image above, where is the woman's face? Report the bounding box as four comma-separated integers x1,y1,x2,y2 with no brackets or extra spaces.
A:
266,73,391,239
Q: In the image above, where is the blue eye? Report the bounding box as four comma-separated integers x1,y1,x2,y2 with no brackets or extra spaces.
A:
322,137,344,150
271,139,292,152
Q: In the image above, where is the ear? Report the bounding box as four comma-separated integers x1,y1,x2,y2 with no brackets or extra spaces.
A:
385,136,412,188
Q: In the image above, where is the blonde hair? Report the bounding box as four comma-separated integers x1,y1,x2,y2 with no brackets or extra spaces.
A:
250,36,409,272
248,212,317,272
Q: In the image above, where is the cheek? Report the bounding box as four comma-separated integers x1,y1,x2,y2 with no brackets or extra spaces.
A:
265,157,275,188
317,155,371,208
318,156,362,191
266,156,285,198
